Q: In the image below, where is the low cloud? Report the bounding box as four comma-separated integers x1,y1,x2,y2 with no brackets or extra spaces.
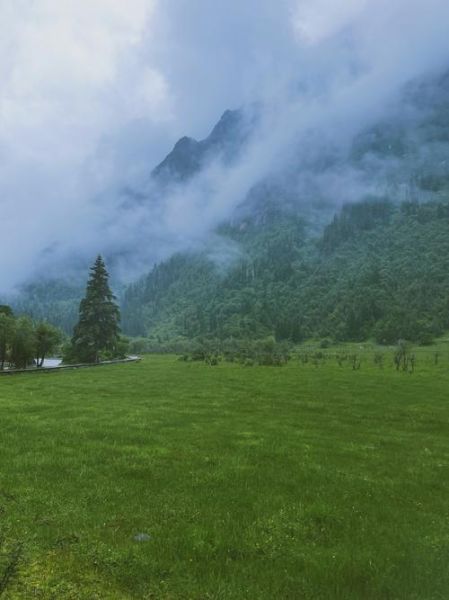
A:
1,0,449,290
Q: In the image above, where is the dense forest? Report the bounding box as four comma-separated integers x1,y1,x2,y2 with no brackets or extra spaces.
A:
12,280,83,336
9,197,449,348
121,198,449,346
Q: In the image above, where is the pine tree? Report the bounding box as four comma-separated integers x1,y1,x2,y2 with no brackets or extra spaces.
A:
69,256,121,363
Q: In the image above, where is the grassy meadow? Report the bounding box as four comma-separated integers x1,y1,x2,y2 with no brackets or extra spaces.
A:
1,349,449,598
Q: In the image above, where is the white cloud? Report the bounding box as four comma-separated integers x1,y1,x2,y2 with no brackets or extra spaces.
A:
293,0,367,44
0,0,169,288
0,0,163,163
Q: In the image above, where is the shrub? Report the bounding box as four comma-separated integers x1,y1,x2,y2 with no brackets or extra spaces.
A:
320,338,332,349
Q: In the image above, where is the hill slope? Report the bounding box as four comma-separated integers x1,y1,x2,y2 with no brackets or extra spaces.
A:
122,198,449,345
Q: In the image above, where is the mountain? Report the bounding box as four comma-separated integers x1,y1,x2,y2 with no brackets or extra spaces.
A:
3,110,253,334
8,69,449,344
152,108,253,184
118,70,449,346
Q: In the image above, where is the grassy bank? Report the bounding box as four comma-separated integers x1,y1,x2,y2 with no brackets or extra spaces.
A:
1,354,448,598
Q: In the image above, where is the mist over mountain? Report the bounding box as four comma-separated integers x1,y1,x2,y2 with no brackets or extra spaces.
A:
11,65,449,344
152,109,254,184
2,0,449,294
3,1,449,346
147,66,449,235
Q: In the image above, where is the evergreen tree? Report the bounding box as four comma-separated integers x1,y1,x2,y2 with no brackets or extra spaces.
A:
69,256,121,363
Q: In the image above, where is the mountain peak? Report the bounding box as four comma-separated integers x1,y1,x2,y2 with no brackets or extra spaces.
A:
152,108,250,184
173,136,198,150
208,109,243,143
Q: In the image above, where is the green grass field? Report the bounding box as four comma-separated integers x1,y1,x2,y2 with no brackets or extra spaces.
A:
1,352,449,599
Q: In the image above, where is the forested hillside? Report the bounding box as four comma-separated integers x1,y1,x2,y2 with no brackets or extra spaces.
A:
11,198,449,346
11,280,83,336
122,198,449,345
8,69,449,345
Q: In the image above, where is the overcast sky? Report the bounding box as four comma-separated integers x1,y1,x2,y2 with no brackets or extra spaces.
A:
1,0,449,290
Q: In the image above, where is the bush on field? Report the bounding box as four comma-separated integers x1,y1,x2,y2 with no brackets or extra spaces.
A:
222,337,292,366
394,339,415,373
174,337,292,367
253,338,292,366
319,338,332,349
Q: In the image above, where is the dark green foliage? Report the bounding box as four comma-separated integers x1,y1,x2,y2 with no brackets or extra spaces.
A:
122,199,449,346
11,197,449,348
179,337,292,366
319,198,394,254
128,337,153,355
122,214,307,342
68,256,122,363
351,354,362,370
319,338,332,349
0,314,64,370
250,338,291,366
9,317,36,369
34,322,62,367
0,305,14,317
394,340,415,373
0,313,15,369
373,351,385,369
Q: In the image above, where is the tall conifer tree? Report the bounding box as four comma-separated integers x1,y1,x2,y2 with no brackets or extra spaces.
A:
70,256,121,363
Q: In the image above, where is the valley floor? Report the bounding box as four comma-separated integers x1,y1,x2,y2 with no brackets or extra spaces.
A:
0,353,448,598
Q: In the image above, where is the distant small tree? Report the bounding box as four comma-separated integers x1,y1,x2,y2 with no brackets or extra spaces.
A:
351,354,361,370
10,317,36,369
373,351,384,369
0,313,16,369
394,339,413,372
35,322,62,367
68,256,121,363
